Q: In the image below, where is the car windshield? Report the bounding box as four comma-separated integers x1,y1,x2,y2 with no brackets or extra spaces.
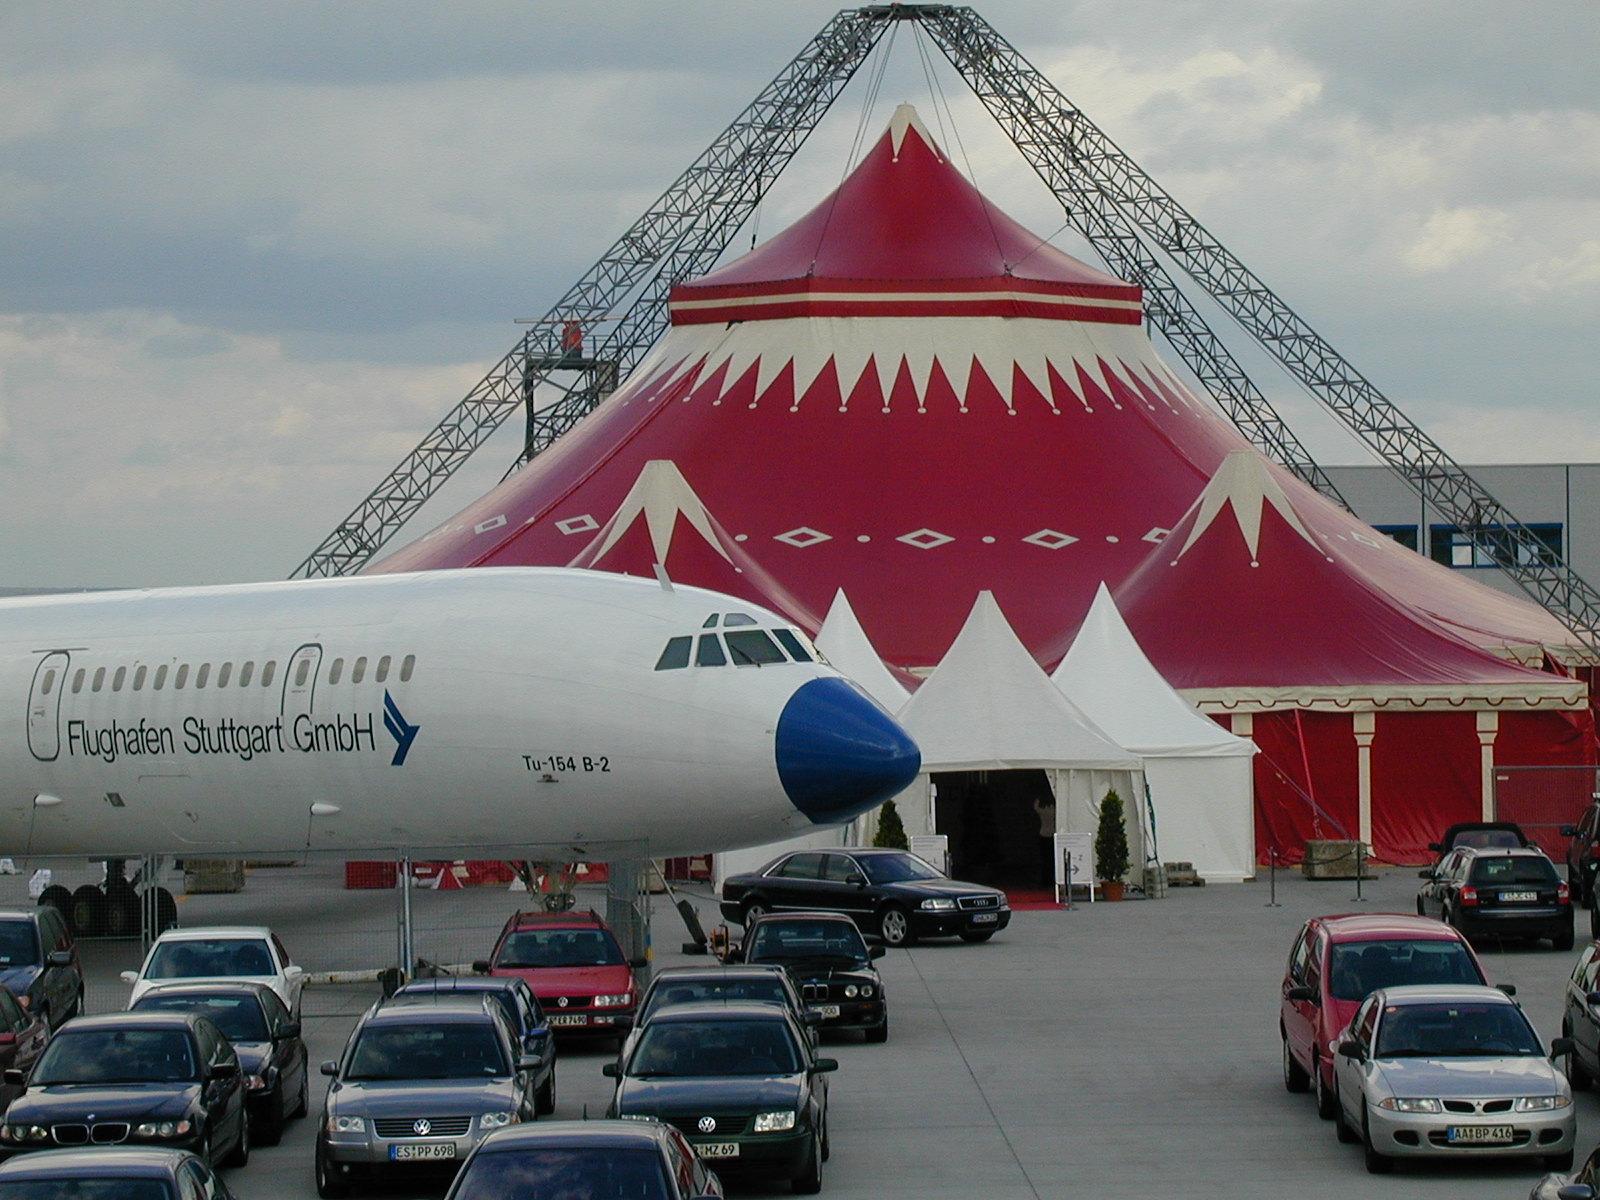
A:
858,853,945,884
0,1184,173,1200
641,977,789,1022
747,919,868,965
145,938,275,980
33,1028,197,1084
346,1022,508,1081
629,1018,801,1078
1469,857,1558,886
0,921,39,968
1375,1002,1543,1059
1450,830,1523,851
496,929,623,969
452,1148,669,1200
1327,940,1482,1001
133,993,269,1043
394,988,527,1033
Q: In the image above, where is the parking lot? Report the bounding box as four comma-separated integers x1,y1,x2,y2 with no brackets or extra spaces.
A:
1,861,1590,1199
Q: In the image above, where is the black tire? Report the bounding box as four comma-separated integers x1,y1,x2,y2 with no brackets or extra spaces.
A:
1314,1054,1337,1120
1361,1103,1392,1174
69,886,105,938
1590,898,1599,941
1547,1150,1576,1171
791,1132,822,1195
1333,1080,1358,1143
865,1016,889,1044
821,1118,830,1163
103,890,139,939
38,885,73,925
958,929,994,943
295,1053,310,1117
258,1100,284,1147
741,900,769,928
153,888,178,934
1555,918,1576,952
1414,896,1425,917
536,1069,556,1116
1566,1023,1592,1091
1282,1034,1310,1093
315,1148,350,1199
224,1112,249,1168
878,905,914,947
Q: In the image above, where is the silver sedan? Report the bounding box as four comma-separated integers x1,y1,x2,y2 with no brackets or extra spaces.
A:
1329,984,1575,1174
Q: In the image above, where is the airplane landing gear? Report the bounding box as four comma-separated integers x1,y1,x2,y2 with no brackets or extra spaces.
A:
38,860,177,940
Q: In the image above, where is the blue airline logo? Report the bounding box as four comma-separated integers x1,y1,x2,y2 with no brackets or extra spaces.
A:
383,691,420,766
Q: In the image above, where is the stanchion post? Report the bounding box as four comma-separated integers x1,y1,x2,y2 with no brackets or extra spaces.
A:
1352,842,1367,903
1064,851,1073,912
399,856,415,981
1266,846,1281,907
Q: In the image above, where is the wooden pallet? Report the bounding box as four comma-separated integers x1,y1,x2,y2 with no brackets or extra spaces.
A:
1162,861,1206,887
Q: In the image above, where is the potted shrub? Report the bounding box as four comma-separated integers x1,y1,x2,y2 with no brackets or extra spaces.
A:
1094,789,1129,901
873,799,909,851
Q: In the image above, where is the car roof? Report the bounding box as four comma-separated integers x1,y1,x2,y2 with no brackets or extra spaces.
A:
504,909,610,931
1375,984,1514,1006
396,977,521,994
646,1001,792,1024
1316,914,1466,943
650,965,786,981
751,910,859,924
135,981,273,1001
152,926,274,942
1443,821,1525,834
59,1011,200,1033
0,1147,189,1178
476,1120,667,1153
1457,846,1550,859
365,997,495,1025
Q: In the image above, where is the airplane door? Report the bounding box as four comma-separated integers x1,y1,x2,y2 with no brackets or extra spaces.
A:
280,644,323,727
27,651,70,762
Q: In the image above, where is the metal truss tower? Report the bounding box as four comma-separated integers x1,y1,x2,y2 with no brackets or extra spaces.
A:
292,4,1600,657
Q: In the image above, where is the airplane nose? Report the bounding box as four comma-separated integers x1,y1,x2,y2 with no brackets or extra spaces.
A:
774,678,921,824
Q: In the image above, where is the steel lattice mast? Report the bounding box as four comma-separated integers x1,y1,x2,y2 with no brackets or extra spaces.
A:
289,9,888,578
915,5,1600,652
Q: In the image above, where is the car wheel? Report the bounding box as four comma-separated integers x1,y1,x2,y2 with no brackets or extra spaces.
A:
821,1117,830,1163
1414,896,1424,916
1566,1024,1592,1090
537,1068,556,1116
865,1016,889,1044
199,1131,214,1168
1590,899,1600,942
958,929,994,943
74,986,85,1021
316,1148,350,1199
1555,918,1576,952
741,900,768,927
791,1132,822,1195
1282,1034,1310,1093
225,1112,250,1168
878,905,914,947
1332,1080,1357,1143
1547,1149,1576,1171
1361,1103,1392,1174
1314,1055,1336,1120
296,1052,310,1117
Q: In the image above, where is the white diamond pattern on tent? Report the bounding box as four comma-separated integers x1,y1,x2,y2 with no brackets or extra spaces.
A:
898,528,954,550
474,515,507,535
1022,529,1078,550
774,527,832,548
555,514,599,536
1142,527,1171,544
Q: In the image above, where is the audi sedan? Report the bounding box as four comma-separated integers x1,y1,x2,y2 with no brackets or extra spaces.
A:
1330,984,1575,1174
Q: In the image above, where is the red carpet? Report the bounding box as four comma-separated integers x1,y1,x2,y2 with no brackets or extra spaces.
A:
1005,889,1064,911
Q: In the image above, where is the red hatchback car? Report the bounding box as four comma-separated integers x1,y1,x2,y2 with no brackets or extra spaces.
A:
476,910,642,1042
1280,914,1491,1117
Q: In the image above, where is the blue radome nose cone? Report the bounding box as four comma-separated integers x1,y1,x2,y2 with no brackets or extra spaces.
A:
775,677,921,824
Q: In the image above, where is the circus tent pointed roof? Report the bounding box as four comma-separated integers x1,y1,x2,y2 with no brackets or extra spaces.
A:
897,591,1137,772
814,590,910,714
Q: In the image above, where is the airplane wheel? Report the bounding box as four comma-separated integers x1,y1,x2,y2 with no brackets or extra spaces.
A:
38,886,73,925
70,887,106,938
103,893,138,939
150,888,178,934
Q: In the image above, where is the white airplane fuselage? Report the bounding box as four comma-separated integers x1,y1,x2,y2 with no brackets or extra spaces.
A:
1,568,919,859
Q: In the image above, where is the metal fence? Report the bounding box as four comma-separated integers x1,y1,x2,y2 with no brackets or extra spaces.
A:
1493,765,1600,858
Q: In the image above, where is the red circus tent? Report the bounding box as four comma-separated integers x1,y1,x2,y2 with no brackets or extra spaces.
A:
374,103,1594,864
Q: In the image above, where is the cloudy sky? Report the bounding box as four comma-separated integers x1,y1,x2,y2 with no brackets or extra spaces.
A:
1,1,1595,587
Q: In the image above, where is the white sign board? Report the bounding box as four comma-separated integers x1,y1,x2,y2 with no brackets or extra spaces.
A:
909,834,949,876
1054,832,1093,890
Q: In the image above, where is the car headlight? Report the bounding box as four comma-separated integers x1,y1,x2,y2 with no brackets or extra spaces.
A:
245,1074,267,1092
134,1119,192,1138
844,984,859,998
919,898,956,911
1515,1095,1571,1112
594,993,631,1008
6,1126,49,1143
478,1111,517,1130
859,985,875,998
1377,1097,1441,1113
754,1110,797,1133
327,1115,368,1135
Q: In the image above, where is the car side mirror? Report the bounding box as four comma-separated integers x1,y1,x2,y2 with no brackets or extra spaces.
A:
811,1057,839,1074
1558,1185,1598,1200
516,1055,540,1071
628,957,648,970
1417,869,1434,879
601,1063,620,1079
279,1022,302,1040
1562,826,1579,837
46,950,72,968
1337,1039,1365,1061
869,946,886,960
1427,842,1443,853
319,1060,339,1077
1285,985,1318,1005
471,960,491,974
119,970,139,984
1552,1036,1576,1060
1496,983,1517,997
2,1068,25,1087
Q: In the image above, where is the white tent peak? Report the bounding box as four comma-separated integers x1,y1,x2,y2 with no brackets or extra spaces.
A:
898,590,1136,771
887,102,942,161
572,458,732,568
1054,583,1256,759
815,590,910,713
1174,450,1318,564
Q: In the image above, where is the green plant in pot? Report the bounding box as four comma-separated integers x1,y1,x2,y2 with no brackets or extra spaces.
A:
873,799,909,851
1094,789,1129,901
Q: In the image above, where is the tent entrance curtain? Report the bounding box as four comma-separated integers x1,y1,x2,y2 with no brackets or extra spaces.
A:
932,769,1055,889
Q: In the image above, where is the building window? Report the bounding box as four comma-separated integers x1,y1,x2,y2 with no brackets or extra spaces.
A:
1430,523,1563,570
1373,524,1419,552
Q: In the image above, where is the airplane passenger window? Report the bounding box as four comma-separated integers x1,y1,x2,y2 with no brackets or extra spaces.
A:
261,661,276,687
328,659,343,685
695,635,727,667
725,630,785,666
40,670,55,695
92,667,105,693
196,664,210,689
217,663,232,688
239,662,254,687
722,613,758,627
702,614,719,628
400,655,416,682
294,659,310,687
655,637,692,671
154,665,168,690
112,666,126,691
773,630,813,662
352,657,367,684
376,655,391,683
175,665,189,690
72,669,85,694
133,666,147,691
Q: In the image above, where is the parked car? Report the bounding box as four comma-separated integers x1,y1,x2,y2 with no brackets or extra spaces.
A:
738,913,887,1043
1329,984,1575,1174
475,909,642,1043
314,996,542,1198
1281,913,1489,1120
1531,1141,1600,1200
1418,846,1574,948
0,907,83,1030
1427,821,1534,865
0,985,49,1109
720,847,1009,947
1564,802,1600,905
443,1120,722,1200
624,966,822,1063
0,1011,249,1168
388,976,556,1115
130,981,308,1144
1561,942,1600,1093
0,1146,237,1199
122,927,305,1018
604,1001,835,1194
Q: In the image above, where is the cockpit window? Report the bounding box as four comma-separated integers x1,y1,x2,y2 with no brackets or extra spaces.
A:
722,613,759,628
702,614,719,629
655,637,692,671
695,635,727,668
772,630,813,662
726,630,785,666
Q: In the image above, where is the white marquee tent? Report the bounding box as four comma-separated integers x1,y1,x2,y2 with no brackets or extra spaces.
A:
1052,583,1258,881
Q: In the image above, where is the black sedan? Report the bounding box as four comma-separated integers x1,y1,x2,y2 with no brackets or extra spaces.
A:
1418,846,1574,949
131,981,309,1144
604,1002,835,1194
739,913,888,1043
0,1011,249,1168
444,1120,723,1200
720,847,1009,947
0,1146,237,1199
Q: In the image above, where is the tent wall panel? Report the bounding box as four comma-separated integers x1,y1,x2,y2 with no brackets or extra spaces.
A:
1369,711,1479,865
1249,711,1360,864
1143,756,1255,882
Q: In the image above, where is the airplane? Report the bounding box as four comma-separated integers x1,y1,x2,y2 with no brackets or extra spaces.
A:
4,567,920,861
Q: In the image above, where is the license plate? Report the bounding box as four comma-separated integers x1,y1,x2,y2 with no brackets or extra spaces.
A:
547,1014,588,1026
1500,891,1538,902
818,1005,840,1019
390,1143,456,1161
696,1142,740,1159
1446,1125,1515,1145
973,912,999,924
